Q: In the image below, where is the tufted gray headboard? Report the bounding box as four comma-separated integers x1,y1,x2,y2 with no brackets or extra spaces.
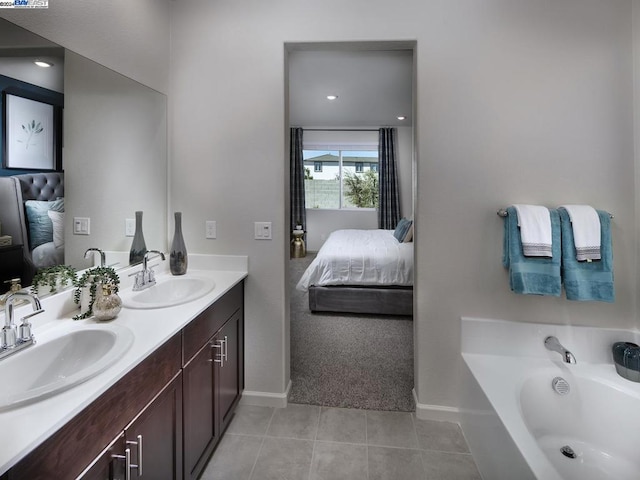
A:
15,172,64,202
0,172,64,284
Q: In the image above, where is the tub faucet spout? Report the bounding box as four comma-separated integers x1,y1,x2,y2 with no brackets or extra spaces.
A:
544,336,577,364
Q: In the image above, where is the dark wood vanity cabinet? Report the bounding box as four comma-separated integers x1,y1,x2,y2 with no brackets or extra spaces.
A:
78,373,182,480
77,434,126,480
183,283,244,480
124,373,183,480
4,280,244,480
183,342,217,476
217,310,243,428
7,334,182,480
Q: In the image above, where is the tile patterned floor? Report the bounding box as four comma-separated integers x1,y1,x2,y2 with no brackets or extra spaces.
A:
200,404,481,480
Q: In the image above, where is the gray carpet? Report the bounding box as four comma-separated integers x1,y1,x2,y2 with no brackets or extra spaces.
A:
289,254,415,412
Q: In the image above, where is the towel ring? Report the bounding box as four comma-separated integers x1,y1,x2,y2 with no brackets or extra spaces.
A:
497,208,613,219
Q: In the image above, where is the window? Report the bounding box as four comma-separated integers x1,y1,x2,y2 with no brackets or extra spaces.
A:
303,149,379,209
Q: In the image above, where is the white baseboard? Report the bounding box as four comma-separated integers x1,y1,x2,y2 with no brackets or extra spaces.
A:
413,389,460,423
239,380,292,408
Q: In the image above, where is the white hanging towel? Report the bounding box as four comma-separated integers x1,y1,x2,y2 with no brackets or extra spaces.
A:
558,205,601,261
512,204,553,257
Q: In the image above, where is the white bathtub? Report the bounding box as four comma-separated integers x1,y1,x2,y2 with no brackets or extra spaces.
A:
460,318,640,480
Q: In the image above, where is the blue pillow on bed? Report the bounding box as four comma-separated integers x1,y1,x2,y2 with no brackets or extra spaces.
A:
25,198,64,250
393,218,411,242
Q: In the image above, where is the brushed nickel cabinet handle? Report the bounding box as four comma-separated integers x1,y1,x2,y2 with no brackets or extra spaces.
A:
112,448,132,480
212,340,223,364
126,434,142,476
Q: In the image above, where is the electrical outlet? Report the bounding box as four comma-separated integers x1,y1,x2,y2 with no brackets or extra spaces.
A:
73,217,90,235
125,218,135,237
206,220,216,239
254,222,272,240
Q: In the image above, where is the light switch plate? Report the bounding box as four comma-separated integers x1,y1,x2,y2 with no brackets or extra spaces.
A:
73,217,90,235
206,220,216,239
125,218,135,237
254,222,272,240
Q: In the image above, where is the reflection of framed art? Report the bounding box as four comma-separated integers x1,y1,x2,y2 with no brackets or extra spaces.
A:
2,88,62,171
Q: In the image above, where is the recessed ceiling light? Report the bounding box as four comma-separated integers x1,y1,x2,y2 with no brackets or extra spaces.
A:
34,60,53,68
397,116,406,121
326,95,338,100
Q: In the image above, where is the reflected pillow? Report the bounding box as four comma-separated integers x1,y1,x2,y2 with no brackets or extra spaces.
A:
25,198,64,250
48,210,65,248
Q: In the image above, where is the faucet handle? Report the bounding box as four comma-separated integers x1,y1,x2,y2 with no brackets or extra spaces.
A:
18,309,43,341
2,325,17,348
132,271,145,291
21,309,44,323
4,278,21,291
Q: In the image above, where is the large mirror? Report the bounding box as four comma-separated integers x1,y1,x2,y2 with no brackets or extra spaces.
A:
0,17,168,291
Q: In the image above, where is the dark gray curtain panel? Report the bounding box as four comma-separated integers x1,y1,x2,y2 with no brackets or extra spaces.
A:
290,127,306,235
378,127,400,229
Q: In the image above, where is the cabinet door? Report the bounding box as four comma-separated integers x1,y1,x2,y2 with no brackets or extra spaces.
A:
125,373,182,480
183,341,217,479
76,434,126,480
217,311,243,428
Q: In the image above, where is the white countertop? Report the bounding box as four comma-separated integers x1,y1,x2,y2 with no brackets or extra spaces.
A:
0,254,247,475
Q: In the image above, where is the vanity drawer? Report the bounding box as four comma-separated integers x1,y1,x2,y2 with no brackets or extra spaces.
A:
182,282,243,364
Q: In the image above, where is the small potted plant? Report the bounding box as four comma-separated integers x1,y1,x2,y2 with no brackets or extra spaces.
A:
31,265,77,297
73,266,120,320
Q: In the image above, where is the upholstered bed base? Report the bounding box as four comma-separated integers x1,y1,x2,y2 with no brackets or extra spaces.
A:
308,285,413,316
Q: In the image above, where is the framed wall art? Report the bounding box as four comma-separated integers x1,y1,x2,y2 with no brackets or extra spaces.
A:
2,88,62,171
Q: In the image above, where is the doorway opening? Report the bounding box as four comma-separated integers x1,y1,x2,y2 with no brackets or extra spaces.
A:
285,41,417,411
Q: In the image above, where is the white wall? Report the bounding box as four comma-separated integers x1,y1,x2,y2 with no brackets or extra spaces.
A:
171,0,636,412
634,0,640,323
3,0,633,415
414,0,634,410
64,51,168,268
0,0,171,94
397,126,413,222
0,2,172,270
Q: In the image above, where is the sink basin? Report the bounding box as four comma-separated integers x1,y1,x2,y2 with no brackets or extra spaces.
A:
122,275,216,309
0,324,133,410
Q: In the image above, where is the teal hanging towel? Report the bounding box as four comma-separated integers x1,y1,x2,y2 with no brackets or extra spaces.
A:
558,208,614,302
502,206,561,296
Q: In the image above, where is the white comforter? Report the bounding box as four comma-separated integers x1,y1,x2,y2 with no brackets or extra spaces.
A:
296,229,413,291
31,241,64,269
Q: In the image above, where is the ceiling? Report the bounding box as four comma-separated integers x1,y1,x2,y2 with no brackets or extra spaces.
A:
0,19,64,92
288,48,414,128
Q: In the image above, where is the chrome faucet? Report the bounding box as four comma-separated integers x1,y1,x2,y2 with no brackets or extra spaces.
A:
132,250,166,291
544,336,577,364
1,292,44,360
85,247,106,267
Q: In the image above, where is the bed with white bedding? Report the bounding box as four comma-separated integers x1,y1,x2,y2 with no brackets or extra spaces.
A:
296,229,413,316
